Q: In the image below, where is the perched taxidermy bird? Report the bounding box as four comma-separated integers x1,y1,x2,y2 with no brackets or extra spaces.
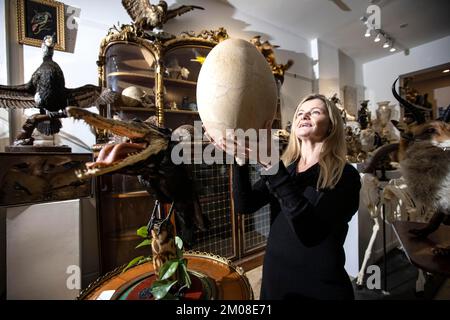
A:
121,0,204,32
0,35,101,145
364,78,450,256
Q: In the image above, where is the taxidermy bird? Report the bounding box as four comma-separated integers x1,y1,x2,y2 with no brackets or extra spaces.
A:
121,0,204,32
0,35,101,145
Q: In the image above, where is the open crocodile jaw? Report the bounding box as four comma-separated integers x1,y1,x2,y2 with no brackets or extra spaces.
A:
67,107,169,179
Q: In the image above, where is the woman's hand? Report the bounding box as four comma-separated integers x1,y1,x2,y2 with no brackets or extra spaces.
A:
203,120,275,168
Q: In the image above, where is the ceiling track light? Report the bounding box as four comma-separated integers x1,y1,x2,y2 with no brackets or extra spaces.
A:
361,18,404,54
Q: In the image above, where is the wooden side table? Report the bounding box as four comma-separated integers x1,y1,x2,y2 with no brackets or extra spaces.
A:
392,221,450,277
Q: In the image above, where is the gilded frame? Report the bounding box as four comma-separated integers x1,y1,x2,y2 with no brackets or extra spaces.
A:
17,0,66,51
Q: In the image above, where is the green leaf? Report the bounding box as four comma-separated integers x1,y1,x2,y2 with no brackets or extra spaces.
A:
151,279,178,300
160,260,179,280
175,236,184,250
176,248,183,260
137,226,149,238
158,259,177,279
137,256,152,264
135,239,152,249
122,255,145,273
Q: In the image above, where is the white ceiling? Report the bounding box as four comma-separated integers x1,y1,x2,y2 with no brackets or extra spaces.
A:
220,0,450,63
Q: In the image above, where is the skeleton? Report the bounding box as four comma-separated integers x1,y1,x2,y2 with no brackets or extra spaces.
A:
356,173,431,290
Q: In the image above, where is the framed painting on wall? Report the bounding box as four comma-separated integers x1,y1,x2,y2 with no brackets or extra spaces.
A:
17,0,66,51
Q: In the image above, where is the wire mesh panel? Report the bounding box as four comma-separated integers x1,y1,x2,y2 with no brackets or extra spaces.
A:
242,164,271,253
190,163,236,259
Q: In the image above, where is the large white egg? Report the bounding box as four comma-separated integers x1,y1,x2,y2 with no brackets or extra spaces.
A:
197,38,278,152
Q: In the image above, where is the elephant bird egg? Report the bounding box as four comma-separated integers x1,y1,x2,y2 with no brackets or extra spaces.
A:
197,38,278,147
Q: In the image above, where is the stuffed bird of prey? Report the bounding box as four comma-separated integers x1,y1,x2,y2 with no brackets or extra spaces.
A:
0,35,102,145
122,0,204,32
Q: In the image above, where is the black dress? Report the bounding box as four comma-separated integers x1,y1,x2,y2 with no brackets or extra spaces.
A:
233,160,361,300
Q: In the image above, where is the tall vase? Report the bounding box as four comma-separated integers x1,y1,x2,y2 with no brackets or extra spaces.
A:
376,101,392,142
376,101,392,128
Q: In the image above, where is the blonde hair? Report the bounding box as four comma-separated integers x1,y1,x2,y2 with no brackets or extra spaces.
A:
281,94,347,189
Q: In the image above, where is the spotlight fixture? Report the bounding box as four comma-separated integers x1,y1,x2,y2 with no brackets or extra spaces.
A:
389,46,396,52
443,69,450,73
374,32,381,42
382,39,390,48
364,29,371,37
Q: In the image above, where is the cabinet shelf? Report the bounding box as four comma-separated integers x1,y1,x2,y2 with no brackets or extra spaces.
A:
107,72,155,79
107,73,196,87
164,78,197,86
115,107,199,115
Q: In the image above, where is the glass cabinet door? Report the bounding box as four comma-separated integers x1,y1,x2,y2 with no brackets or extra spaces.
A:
105,43,156,110
162,46,211,111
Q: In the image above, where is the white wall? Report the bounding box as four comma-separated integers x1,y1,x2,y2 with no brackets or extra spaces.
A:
7,200,81,300
0,0,8,152
363,35,450,119
317,39,340,98
0,0,7,300
314,40,365,119
339,50,365,116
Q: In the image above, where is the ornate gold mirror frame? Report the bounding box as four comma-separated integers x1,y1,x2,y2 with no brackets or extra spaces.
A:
97,26,229,127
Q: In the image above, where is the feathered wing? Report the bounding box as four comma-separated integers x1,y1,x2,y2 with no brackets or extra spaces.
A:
0,83,36,109
94,88,121,106
66,85,102,109
165,5,204,21
122,0,152,22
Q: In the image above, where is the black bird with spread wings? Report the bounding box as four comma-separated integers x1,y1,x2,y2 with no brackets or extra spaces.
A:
122,0,204,32
0,35,102,145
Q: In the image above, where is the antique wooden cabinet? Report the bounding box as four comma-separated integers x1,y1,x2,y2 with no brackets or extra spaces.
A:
95,26,270,273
